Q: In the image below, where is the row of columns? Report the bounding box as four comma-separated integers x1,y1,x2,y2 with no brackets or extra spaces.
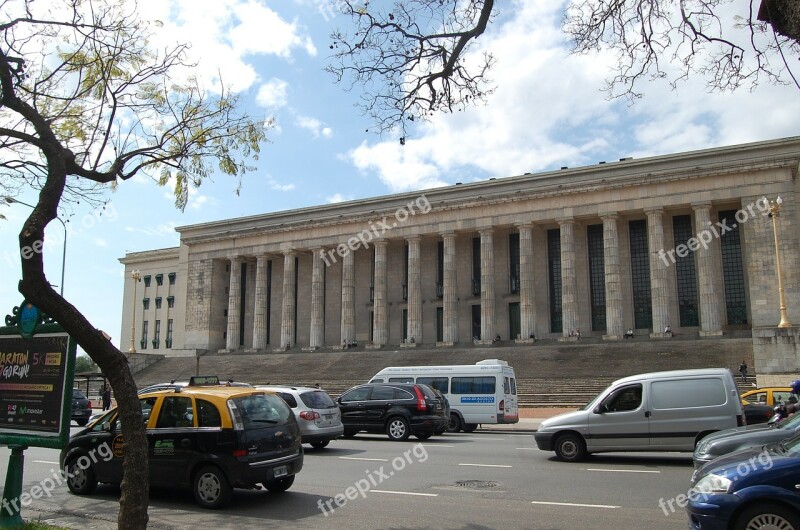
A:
224,204,724,350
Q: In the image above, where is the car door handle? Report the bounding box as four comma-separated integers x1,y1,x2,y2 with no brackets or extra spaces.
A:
645,411,651,417
796,484,800,490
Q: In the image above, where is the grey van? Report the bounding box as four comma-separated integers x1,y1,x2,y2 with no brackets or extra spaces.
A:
534,368,745,461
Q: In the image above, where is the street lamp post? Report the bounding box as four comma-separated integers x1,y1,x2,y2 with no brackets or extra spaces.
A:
766,196,792,329
129,270,141,353
3,197,68,297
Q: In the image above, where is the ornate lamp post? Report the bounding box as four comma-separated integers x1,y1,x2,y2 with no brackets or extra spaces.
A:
129,270,141,353
766,196,792,328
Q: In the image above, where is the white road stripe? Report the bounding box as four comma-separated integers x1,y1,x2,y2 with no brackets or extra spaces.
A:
474,437,506,441
418,444,455,448
531,501,620,509
585,468,660,474
371,490,438,497
458,463,513,468
338,456,388,462
32,460,59,465
515,447,538,450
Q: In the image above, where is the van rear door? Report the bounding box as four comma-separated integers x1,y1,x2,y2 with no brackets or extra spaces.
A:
587,383,649,450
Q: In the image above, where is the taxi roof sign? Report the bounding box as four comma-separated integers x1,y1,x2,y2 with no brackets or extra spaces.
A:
189,375,220,386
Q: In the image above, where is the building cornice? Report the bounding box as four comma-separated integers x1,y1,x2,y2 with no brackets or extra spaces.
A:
119,247,180,265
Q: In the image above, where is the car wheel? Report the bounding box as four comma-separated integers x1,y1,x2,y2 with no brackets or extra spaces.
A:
386,416,411,441
76,419,89,427
415,432,432,440
343,428,358,438
734,503,800,530
463,423,477,433
193,465,232,509
310,440,330,449
265,475,295,493
447,413,462,433
554,433,587,462
65,456,98,495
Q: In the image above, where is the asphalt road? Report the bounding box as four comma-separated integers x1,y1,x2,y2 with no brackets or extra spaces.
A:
1,425,697,530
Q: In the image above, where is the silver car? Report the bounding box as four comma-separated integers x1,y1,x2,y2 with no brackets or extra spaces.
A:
257,385,344,449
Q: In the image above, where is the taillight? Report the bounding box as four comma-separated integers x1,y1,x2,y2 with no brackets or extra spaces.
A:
299,411,320,421
232,449,247,457
87,401,92,409
499,399,504,412
413,386,427,411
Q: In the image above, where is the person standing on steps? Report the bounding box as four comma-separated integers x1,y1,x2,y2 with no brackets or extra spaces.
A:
738,361,748,383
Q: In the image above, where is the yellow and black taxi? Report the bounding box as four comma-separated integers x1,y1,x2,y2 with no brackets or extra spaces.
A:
59,376,304,508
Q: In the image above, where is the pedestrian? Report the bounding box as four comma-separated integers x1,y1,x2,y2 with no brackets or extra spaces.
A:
738,361,748,383
101,385,112,411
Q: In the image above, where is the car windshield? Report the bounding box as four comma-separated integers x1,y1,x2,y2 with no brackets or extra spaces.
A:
778,433,800,456
580,389,606,411
73,389,87,400
776,411,800,429
299,390,336,409
233,394,291,427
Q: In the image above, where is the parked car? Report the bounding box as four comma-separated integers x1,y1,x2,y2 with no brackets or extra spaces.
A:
743,402,777,425
741,386,795,406
337,383,448,441
61,380,303,509
257,385,343,449
431,389,450,435
71,388,92,426
687,434,800,529
137,376,251,395
694,408,800,468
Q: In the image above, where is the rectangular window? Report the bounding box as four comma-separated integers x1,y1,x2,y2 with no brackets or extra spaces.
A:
719,210,747,324
451,376,496,394
140,320,148,350
673,215,699,326
587,224,606,332
471,304,481,340
155,274,163,286
436,241,444,298
416,377,449,393
547,229,563,333
168,272,176,285
508,302,520,340
143,275,151,287
370,247,375,303
155,297,162,309
472,237,481,296
153,319,161,349
166,319,173,348
629,220,652,329
402,308,408,342
651,378,726,409
509,232,520,293
436,307,443,342
142,298,150,310
402,242,409,301
167,296,175,308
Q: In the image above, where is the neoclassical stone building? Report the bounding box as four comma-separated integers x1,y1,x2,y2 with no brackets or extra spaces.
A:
119,136,800,374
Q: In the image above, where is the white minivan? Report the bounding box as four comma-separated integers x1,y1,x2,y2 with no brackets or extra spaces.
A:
534,368,745,461
369,359,518,432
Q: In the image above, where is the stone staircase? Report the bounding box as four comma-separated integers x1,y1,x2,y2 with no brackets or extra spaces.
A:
131,336,756,407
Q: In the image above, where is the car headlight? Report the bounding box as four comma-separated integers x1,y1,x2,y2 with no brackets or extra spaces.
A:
690,473,732,496
695,440,709,455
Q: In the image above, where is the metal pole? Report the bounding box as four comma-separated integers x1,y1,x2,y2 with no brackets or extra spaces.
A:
770,198,792,328
0,446,26,528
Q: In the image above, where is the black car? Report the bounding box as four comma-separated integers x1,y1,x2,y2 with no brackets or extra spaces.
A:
71,388,92,426
337,383,448,441
743,402,776,425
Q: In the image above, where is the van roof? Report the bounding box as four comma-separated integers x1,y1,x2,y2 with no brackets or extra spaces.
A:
612,368,734,386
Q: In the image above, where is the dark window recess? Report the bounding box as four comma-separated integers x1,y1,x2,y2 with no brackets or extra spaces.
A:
472,237,481,296
629,220,652,329
142,298,150,310
673,215,700,327
509,233,520,294
403,243,409,301
155,297,162,309
547,229,563,333
719,210,748,325
587,224,606,332
155,274,163,286
168,272,176,285
143,275,151,287
437,241,444,298
167,296,175,308
472,304,481,340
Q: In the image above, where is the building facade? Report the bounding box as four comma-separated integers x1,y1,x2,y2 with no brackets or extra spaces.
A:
119,137,800,373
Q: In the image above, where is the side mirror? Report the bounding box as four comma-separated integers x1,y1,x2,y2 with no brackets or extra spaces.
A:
594,404,606,414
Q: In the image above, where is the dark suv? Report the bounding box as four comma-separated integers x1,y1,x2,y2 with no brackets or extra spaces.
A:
60,381,303,508
337,383,447,441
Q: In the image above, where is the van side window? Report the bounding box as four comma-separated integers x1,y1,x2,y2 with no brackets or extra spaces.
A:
651,378,726,409
452,376,496,394
417,377,449,393
388,377,414,383
604,385,642,412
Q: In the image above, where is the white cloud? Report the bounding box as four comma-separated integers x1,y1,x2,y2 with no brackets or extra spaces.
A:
296,115,333,138
256,78,289,109
94,238,108,247
326,193,353,203
268,178,296,192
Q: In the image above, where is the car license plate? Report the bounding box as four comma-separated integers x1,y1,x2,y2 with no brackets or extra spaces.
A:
273,465,288,478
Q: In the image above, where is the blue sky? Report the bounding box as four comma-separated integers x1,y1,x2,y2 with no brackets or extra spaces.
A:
2,0,800,356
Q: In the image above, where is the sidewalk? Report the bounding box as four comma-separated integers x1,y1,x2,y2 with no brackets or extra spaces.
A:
477,407,574,433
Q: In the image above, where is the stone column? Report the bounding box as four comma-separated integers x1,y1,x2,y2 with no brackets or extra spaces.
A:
559,220,579,339
518,223,536,342
340,248,355,346
480,229,495,342
252,254,269,350
693,203,723,335
309,248,325,349
647,209,671,337
225,255,243,351
407,237,422,344
442,232,458,345
279,250,296,350
370,240,388,347
602,215,624,340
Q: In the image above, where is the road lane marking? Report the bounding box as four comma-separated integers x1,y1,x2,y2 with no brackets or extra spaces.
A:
371,490,438,497
338,457,388,462
585,468,660,474
458,463,513,468
418,444,454,448
531,501,620,509
474,437,506,441
515,447,538,450
32,461,59,465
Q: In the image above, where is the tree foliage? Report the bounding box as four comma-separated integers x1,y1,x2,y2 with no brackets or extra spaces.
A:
327,0,496,138
0,1,268,528
74,354,98,373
